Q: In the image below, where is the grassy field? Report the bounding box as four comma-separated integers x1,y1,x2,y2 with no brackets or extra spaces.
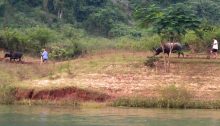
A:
1,50,220,108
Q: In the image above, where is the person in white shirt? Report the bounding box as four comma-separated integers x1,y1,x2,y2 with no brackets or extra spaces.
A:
211,38,218,59
41,49,49,64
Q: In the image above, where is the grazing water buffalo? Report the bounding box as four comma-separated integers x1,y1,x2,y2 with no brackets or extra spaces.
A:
4,51,23,61
153,42,184,58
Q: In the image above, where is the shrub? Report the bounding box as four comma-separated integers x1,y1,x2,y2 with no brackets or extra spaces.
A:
0,28,29,52
0,26,58,53
108,24,142,38
59,24,86,39
27,26,57,52
182,31,204,52
50,46,68,60
140,35,161,50
80,37,116,52
160,85,192,108
144,56,159,68
182,28,220,53
49,40,84,60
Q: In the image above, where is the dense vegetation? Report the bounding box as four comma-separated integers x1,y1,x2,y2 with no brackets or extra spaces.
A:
0,0,220,59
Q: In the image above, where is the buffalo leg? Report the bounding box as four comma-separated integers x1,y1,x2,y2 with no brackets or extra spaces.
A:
178,52,184,58
181,52,184,57
166,52,170,57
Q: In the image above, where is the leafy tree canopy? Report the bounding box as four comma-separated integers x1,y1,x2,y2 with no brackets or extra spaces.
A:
135,3,201,41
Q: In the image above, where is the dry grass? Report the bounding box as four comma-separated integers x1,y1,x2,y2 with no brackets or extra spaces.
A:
0,62,56,81
1,51,220,101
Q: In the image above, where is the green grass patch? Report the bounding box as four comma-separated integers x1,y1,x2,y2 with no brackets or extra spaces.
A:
0,84,16,104
171,58,220,64
111,97,220,109
112,85,220,109
67,52,144,74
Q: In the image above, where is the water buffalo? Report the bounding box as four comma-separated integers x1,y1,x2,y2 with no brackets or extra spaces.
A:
153,42,184,58
4,51,23,61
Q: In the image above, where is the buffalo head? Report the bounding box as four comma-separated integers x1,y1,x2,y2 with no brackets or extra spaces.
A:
153,47,163,56
4,52,12,58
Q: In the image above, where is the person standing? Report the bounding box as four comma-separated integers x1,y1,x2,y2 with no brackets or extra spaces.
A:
41,49,48,63
211,38,218,59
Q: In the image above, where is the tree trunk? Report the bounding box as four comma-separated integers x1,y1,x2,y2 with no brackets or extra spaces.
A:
58,9,63,19
161,41,167,72
168,39,174,72
43,0,52,24
43,0,49,11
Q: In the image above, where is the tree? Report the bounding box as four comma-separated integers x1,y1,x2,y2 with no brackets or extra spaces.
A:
155,4,201,42
135,3,201,71
188,0,220,25
47,0,64,19
85,7,126,36
129,0,188,9
54,0,64,19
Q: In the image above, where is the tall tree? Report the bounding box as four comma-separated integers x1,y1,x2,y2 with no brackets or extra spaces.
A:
135,3,201,45
135,3,201,71
188,0,220,25
52,0,64,19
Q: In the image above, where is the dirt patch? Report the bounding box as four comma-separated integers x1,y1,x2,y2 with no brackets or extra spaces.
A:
15,87,111,102
2,60,37,65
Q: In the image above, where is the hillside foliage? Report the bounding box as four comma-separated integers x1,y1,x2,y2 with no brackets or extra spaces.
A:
0,0,220,59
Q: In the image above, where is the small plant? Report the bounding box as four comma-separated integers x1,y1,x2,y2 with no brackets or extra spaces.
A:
0,84,16,104
57,62,73,75
160,85,192,101
160,85,192,108
144,56,159,68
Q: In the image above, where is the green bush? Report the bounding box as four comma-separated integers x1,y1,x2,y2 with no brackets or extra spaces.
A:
0,28,29,51
108,24,142,38
114,34,161,51
49,40,84,60
27,26,57,52
144,56,159,68
139,35,161,50
50,47,68,60
182,28,220,53
59,24,86,39
182,31,204,52
79,37,116,52
160,85,192,108
0,26,57,53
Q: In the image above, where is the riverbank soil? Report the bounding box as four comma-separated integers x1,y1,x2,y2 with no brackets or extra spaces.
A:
3,51,220,102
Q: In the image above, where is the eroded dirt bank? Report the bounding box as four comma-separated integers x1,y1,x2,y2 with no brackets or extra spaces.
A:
15,87,111,102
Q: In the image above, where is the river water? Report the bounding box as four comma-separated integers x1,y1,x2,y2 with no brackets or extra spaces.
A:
0,105,220,126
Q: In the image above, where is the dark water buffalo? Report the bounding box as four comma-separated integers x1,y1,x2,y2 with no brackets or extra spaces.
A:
4,51,23,61
153,42,184,58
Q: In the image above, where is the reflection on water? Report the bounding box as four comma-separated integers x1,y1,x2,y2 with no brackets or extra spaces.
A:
0,105,220,126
